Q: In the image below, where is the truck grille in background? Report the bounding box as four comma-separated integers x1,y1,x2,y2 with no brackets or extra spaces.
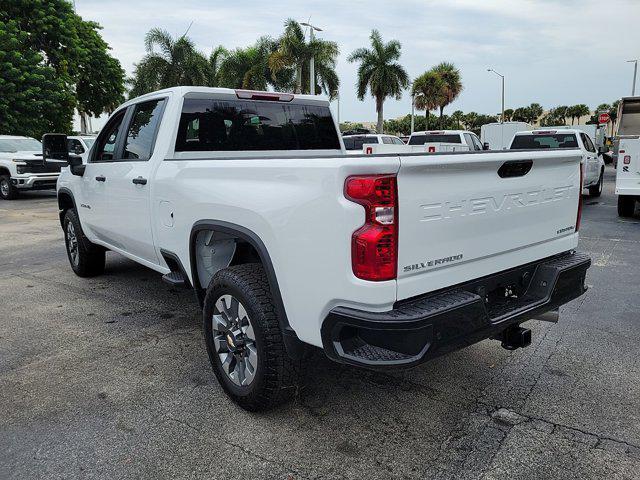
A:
21,161,63,174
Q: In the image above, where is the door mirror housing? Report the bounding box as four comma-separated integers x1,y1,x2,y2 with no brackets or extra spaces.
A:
483,142,490,151
42,133,85,176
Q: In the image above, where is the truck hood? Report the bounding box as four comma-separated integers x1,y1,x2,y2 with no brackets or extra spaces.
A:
0,150,43,161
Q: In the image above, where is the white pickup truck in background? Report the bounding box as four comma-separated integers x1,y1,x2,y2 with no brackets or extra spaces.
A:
408,129,484,152
45,87,591,411
614,96,640,217
0,135,64,200
510,129,605,197
342,133,405,154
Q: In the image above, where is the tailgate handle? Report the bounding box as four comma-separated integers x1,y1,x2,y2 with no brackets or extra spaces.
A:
498,160,533,178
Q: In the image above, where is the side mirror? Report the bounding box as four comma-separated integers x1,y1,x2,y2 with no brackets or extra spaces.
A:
42,133,69,162
482,142,490,151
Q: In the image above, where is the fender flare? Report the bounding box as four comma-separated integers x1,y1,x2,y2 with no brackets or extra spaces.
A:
189,220,304,358
57,187,78,226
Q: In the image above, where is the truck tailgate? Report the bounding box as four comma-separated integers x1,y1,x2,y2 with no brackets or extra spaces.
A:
396,150,582,300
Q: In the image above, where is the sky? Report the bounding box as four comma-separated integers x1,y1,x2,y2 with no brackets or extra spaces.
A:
74,0,640,129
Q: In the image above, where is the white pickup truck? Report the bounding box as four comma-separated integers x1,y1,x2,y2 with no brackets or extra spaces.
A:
46,87,591,411
510,129,605,197
407,130,484,152
0,136,64,200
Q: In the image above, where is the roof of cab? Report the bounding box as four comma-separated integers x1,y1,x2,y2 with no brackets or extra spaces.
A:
514,129,582,135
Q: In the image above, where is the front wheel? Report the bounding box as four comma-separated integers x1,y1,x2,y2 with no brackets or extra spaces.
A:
617,195,636,218
0,175,19,200
63,209,105,277
588,170,603,197
203,264,299,411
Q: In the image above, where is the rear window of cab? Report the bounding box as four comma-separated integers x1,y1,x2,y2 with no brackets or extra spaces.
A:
175,98,341,151
510,133,578,149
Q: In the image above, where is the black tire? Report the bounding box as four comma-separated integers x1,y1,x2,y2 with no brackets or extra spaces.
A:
617,195,636,218
203,263,299,411
588,170,603,197
63,209,105,277
0,175,19,200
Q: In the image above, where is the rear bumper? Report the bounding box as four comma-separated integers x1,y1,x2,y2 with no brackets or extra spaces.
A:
321,251,591,368
12,174,59,190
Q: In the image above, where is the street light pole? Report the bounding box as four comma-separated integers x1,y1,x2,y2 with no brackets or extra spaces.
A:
487,68,505,123
628,60,639,96
301,22,323,95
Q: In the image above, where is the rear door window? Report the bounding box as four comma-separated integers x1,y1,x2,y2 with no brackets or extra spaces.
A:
581,133,596,153
176,98,341,151
123,99,165,161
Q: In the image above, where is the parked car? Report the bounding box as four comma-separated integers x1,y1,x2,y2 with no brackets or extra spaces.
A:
509,129,605,197
481,122,532,150
614,96,640,217
408,130,484,151
342,133,404,153
67,135,96,163
46,87,591,411
0,135,65,200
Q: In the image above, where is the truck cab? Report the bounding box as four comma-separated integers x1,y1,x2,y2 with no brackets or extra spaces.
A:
342,133,404,154
510,129,605,197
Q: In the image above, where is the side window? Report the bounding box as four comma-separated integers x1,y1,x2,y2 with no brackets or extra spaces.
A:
93,111,126,162
123,99,165,161
67,139,84,154
381,136,394,144
581,133,596,153
343,137,355,150
392,137,404,145
471,134,483,151
463,133,475,150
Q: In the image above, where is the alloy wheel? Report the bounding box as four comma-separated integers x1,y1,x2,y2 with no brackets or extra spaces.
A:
0,179,9,197
212,294,258,387
66,222,79,266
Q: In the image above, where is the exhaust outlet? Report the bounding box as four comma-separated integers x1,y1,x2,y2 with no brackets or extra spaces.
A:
532,309,559,323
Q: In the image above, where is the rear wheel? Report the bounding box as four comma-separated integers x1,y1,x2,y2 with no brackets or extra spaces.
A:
588,170,603,197
203,264,299,411
0,175,19,200
63,209,105,277
617,195,636,217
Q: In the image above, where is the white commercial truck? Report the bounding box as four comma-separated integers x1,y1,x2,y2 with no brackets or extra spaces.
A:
45,87,591,411
614,97,640,217
481,122,532,150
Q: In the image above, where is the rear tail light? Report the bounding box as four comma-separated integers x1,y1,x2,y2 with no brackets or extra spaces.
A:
345,175,398,281
428,146,436,153
576,163,583,232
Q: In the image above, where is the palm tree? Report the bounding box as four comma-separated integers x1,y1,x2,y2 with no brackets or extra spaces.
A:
412,71,445,130
269,19,339,96
207,45,228,86
431,62,462,127
451,110,464,129
527,103,543,124
554,106,569,125
570,104,591,125
348,30,409,133
218,37,285,91
503,108,514,122
128,28,209,98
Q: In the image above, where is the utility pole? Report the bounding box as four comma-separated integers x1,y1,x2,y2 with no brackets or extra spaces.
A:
301,22,323,95
628,59,639,96
487,68,505,123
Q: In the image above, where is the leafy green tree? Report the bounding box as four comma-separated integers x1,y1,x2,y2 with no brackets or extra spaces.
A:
511,107,528,122
451,110,464,129
207,45,228,87
412,71,445,130
0,19,76,137
567,104,591,125
527,103,544,124
348,30,409,133
218,37,282,90
431,62,463,127
269,19,339,96
1,0,125,137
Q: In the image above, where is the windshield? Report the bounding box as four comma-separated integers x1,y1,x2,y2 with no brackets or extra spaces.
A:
0,138,42,152
408,134,461,145
510,133,578,149
343,136,379,150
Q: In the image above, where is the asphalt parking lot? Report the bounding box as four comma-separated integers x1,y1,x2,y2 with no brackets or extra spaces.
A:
1,166,639,479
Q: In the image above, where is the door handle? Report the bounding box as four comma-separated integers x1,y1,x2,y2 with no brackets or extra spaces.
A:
132,176,147,185
95,175,106,182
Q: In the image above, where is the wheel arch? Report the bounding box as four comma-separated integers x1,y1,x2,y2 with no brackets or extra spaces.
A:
57,187,77,226
189,220,305,358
